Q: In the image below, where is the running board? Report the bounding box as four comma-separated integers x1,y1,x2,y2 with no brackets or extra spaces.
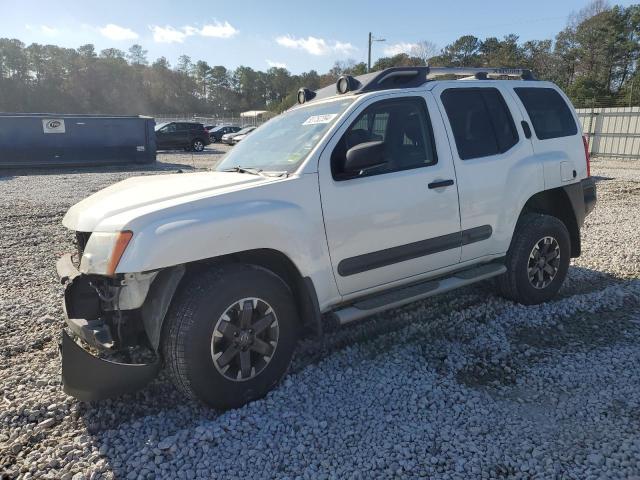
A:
333,263,506,326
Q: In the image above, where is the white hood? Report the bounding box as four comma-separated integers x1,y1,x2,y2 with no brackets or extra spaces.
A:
63,171,270,232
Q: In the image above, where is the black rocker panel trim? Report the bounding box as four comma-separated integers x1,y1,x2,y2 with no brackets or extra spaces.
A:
337,225,493,277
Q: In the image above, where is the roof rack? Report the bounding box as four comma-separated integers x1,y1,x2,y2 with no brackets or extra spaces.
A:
427,67,535,81
297,66,536,104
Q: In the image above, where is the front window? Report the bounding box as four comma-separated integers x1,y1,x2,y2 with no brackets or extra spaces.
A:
216,97,355,174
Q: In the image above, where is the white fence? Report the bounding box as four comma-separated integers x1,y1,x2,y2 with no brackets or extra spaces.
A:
576,107,640,160
153,115,264,127
152,107,640,159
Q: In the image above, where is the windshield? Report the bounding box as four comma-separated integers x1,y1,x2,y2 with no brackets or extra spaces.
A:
154,122,168,131
236,126,254,134
216,97,355,173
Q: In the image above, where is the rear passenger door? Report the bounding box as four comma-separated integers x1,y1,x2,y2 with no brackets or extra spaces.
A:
175,123,191,146
433,84,543,261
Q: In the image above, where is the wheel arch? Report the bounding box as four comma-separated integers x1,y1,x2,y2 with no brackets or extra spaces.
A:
517,187,580,257
211,248,323,338
142,248,322,352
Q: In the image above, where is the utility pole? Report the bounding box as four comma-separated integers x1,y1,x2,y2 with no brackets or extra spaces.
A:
367,32,386,72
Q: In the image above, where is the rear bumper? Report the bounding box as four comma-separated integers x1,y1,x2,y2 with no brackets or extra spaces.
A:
57,253,160,401
563,177,597,228
582,177,597,217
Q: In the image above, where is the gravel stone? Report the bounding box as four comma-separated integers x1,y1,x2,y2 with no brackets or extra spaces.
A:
1,153,639,478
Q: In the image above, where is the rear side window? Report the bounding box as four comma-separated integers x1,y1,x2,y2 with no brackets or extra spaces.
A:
514,87,577,140
441,88,518,160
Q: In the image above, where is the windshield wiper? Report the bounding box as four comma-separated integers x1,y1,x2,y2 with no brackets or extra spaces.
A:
261,170,289,177
221,166,264,176
220,166,288,178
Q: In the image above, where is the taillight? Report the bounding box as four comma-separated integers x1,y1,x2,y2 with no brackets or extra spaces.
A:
582,135,591,177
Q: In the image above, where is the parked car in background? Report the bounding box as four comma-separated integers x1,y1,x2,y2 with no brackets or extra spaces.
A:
204,125,217,132
221,126,256,145
230,126,257,145
155,122,211,152
209,125,241,142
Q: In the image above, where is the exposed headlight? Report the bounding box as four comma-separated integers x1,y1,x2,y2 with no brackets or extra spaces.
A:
80,231,133,276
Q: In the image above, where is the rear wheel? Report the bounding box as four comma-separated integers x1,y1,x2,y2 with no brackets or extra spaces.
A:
191,139,205,152
162,264,299,409
496,213,571,305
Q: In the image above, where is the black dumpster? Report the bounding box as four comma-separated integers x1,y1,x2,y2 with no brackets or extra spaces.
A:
0,113,156,167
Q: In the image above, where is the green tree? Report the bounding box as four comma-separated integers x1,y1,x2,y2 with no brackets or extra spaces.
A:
176,54,192,75
127,44,148,66
431,35,481,66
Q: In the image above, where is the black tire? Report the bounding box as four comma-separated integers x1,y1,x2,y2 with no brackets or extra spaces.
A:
191,138,205,152
496,213,571,305
162,264,298,410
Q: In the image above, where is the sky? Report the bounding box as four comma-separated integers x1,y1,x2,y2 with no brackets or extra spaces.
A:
1,0,636,74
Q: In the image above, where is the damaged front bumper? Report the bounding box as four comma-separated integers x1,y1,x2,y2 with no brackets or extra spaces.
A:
56,253,161,401
60,330,160,401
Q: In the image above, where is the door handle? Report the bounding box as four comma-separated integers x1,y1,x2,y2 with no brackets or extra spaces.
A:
521,121,532,139
428,179,454,189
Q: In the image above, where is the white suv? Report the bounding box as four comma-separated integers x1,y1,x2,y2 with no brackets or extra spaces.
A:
56,67,596,409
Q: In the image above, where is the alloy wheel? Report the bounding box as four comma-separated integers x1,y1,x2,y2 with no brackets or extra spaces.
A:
527,236,561,289
210,298,279,382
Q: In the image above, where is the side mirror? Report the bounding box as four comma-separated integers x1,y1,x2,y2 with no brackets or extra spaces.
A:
344,141,387,174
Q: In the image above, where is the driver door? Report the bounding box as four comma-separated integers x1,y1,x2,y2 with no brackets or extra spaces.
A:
318,94,462,295
156,123,180,149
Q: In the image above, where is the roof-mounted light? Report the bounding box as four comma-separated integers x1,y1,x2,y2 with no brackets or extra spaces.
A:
297,88,316,104
336,75,358,94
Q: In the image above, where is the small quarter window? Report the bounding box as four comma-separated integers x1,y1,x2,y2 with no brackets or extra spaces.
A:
514,87,578,140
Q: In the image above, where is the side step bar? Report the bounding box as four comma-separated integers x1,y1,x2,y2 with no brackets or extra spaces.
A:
333,263,506,326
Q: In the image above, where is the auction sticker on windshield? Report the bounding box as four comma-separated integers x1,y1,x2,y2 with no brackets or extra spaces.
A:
302,114,337,125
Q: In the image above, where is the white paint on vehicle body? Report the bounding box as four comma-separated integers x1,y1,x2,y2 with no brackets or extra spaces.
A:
61,79,588,313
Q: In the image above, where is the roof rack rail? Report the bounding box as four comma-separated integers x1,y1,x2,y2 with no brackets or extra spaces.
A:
296,66,536,104
427,67,536,81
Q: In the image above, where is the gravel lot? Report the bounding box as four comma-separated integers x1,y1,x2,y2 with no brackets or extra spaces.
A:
1,152,639,479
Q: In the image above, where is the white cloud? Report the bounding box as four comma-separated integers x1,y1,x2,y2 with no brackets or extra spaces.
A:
276,35,356,56
151,25,192,43
383,42,419,56
266,59,287,69
334,41,356,56
40,25,60,36
25,24,60,36
151,21,238,44
200,21,238,39
99,24,139,41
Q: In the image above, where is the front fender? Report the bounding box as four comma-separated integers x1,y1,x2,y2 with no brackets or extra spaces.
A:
113,174,340,310
119,200,319,272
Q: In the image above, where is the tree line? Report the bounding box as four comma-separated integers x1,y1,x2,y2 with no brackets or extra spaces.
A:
0,1,638,116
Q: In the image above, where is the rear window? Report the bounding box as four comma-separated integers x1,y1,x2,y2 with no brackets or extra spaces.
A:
441,88,518,160
514,87,577,140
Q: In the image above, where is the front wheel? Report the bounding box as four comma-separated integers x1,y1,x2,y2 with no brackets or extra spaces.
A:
496,213,571,305
162,264,299,409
